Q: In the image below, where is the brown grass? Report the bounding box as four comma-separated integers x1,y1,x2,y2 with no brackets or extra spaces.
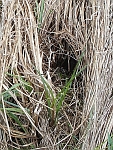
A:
0,0,113,150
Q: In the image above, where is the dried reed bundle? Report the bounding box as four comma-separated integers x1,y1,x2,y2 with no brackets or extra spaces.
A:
81,0,113,149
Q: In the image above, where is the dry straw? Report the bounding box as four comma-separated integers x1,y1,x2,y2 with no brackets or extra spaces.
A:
0,0,113,150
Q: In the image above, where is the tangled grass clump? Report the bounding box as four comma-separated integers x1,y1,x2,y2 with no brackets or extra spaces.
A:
0,0,113,150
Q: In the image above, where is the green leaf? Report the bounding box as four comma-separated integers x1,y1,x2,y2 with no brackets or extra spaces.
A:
37,71,55,105
108,133,113,150
1,83,21,96
3,89,20,100
39,0,45,24
4,100,19,108
6,73,33,93
56,52,86,115
20,77,33,93
35,0,45,31
36,71,56,119
95,134,113,150
7,111,27,133
0,108,24,113
36,51,86,125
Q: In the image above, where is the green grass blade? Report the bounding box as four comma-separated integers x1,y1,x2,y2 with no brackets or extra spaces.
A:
6,72,18,78
36,70,56,120
3,89,20,101
4,100,20,108
94,134,113,150
0,108,25,113
37,71,55,104
39,0,45,24
56,52,86,115
108,133,113,150
56,70,86,115
35,0,45,31
6,73,33,93
0,83,21,96
20,77,33,93
7,111,27,133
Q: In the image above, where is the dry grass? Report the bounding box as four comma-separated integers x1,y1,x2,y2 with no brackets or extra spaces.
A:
0,0,113,150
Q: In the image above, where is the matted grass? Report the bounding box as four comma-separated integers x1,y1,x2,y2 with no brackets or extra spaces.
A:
0,0,113,150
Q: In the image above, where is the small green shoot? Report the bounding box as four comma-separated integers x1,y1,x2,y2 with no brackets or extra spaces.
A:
1,83,21,96
6,72,33,93
94,133,113,150
37,52,86,126
7,111,27,133
108,133,113,150
0,74,31,135
19,76,33,93
35,0,45,31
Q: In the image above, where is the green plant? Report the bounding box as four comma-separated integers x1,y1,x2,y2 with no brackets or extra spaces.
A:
6,73,33,93
108,134,113,150
38,52,86,127
0,73,33,134
0,76,36,148
94,133,113,150
34,0,45,31
0,83,29,132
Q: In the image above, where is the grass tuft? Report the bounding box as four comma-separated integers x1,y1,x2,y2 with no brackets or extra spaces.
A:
0,0,112,149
